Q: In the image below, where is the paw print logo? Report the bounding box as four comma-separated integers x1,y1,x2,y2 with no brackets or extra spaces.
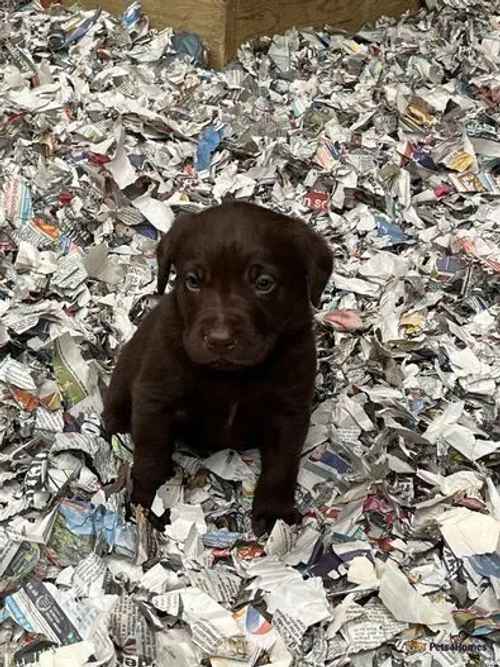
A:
405,640,427,654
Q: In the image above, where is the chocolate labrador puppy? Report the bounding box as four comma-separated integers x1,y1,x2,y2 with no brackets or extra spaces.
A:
103,201,333,535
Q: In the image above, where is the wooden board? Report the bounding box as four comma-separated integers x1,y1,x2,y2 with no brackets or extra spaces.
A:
232,0,421,53
65,0,421,68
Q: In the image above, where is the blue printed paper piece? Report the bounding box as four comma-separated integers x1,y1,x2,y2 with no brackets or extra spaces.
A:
195,126,224,172
172,32,206,66
375,215,414,245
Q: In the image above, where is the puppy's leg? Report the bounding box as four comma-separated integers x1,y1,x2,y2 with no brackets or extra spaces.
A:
252,413,308,536
103,358,132,436
130,390,174,509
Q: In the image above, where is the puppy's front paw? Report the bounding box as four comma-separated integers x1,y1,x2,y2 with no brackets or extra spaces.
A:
102,409,130,436
131,480,155,509
252,498,302,537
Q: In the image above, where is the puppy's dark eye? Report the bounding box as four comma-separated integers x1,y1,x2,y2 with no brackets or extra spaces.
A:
255,274,276,294
185,272,201,291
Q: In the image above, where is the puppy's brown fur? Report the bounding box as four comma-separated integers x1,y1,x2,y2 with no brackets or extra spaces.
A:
103,201,333,535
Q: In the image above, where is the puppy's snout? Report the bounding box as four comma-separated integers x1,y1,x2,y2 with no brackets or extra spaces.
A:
203,326,237,353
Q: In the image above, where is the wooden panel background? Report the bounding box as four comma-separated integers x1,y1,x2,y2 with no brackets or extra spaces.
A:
232,0,421,52
66,0,421,68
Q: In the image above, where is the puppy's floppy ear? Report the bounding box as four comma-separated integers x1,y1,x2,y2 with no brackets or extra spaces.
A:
156,233,172,295
292,220,333,307
156,213,195,294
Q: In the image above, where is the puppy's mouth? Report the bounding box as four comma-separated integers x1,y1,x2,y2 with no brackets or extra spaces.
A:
208,358,247,371
183,335,273,369
193,350,269,370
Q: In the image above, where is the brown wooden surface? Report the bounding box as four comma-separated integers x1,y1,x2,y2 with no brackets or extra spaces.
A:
66,0,421,68
232,0,421,55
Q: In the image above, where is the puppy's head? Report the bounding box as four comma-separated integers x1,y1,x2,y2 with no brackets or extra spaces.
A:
156,202,333,369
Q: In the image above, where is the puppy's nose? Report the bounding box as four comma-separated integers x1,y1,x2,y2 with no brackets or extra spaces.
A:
204,327,236,353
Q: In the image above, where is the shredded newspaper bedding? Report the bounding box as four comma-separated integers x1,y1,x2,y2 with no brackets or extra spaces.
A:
0,0,499,664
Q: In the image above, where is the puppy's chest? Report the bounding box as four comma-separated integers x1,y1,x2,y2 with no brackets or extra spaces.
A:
183,384,263,450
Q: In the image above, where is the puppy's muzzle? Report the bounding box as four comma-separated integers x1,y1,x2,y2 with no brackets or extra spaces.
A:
203,325,237,355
